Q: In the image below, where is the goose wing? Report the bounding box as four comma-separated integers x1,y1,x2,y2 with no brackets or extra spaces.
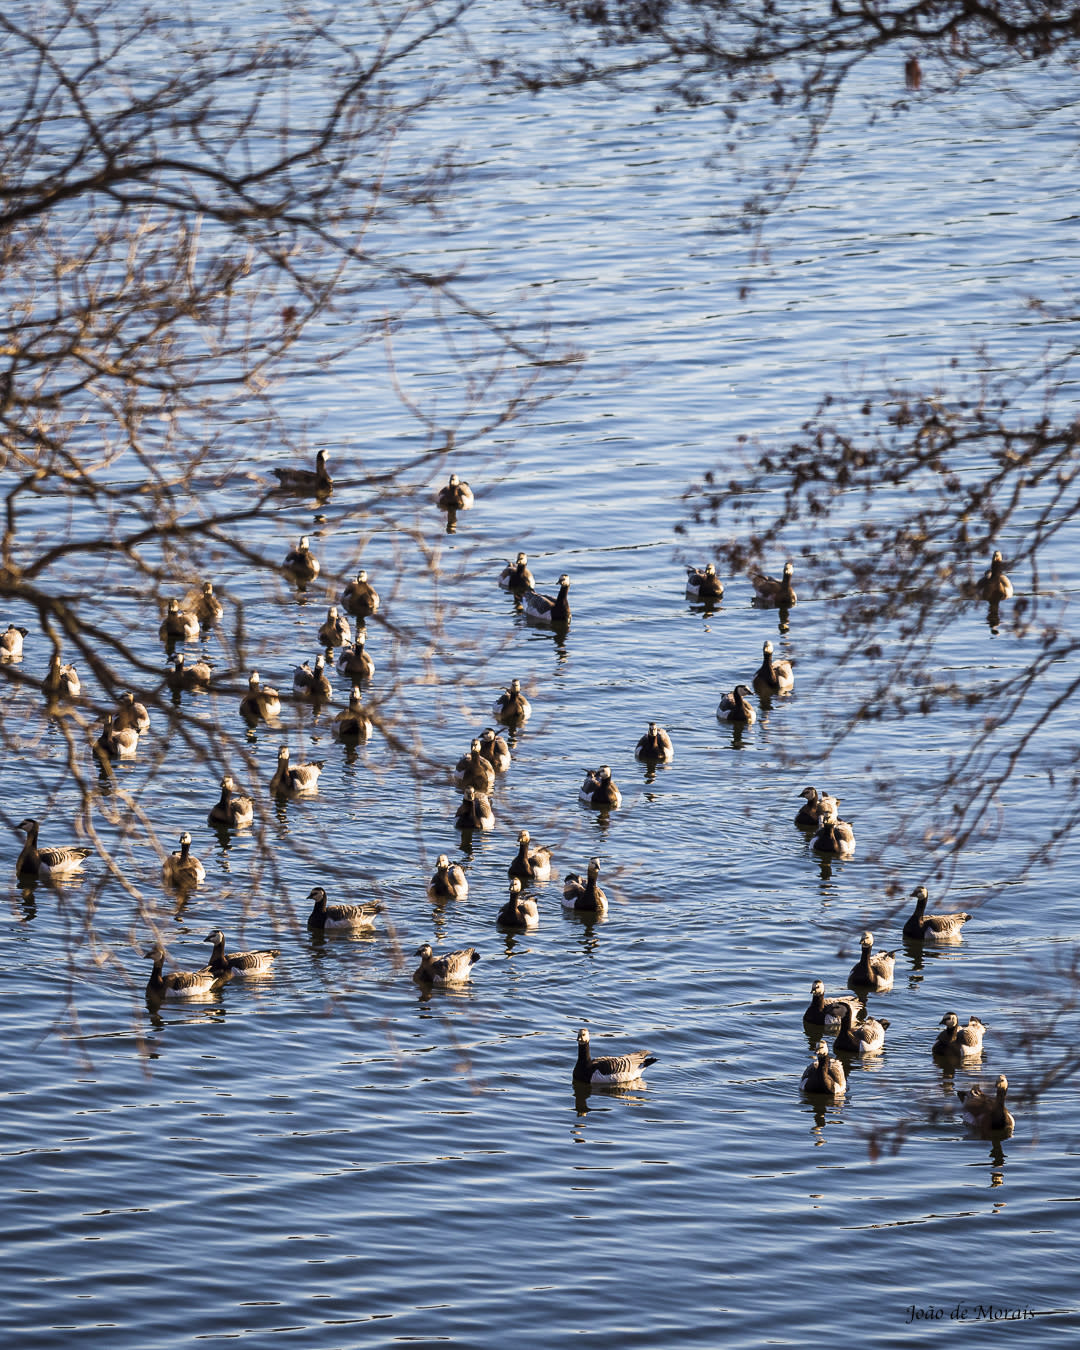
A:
39,844,93,871
228,948,280,974
588,1049,656,1083
325,901,381,925
433,947,480,982
164,966,220,992
923,910,972,938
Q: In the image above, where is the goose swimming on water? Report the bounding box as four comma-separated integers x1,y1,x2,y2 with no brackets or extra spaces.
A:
957,1074,1014,1136
717,684,756,725
306,885,381,930
94,713,139,761
436,473,474,512
455,739,496,794
167,652,212,690
239,671,281,723
800,1039,846,1096
115,690,151,734
562,858,608,914
794,787,838,830
338,633,375,681
831,1000,889,1055
427,854,468,902
635,723,674,763
752,560,797,608
334,686,373,740
493,679,531,725
294,653,332,702
342,569,379,618
414,942,481,986
573,1027,656,1086
273,447,332,495
269,745,323,797
16,818,93,880
933,1012,986,1060
208,776,254,829
318,606,352,648
158,598,199,643
508,829,552,882
499,552,535,592
978,550,1013,604
282,535,320,584
685,563,724,601
579,765,621,809
310,652,333,700
0,624,28,659
145,945,224,1002
42,653,80,701
455,786,495,831
902,885,971,942
811,804,856,858
479,727,511,771
752,640,794,697
496,877,539,929
204,929,280,977
192,581,224,627
524,574,571,626
847,931,894,991
803,980,861,1030
162,831,206,889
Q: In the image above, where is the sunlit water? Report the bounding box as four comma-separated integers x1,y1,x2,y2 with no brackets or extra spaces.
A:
4,10,1080,1347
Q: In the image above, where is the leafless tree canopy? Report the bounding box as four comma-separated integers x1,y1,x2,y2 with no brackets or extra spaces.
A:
527,1,1080,94
508,0,1080,880
519,1,1080,225
680,362,1080,874
3,0,1078,1023
0,0,572,983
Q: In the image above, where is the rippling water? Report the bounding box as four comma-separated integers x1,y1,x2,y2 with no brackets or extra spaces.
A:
4,8,1080,1346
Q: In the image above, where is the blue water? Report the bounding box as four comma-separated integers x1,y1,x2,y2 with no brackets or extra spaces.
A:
3,6,1080,1346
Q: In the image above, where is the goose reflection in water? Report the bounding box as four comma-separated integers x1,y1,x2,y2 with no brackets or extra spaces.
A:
572,1078,652,1120
145,1002,228,1035
413,980,475,1010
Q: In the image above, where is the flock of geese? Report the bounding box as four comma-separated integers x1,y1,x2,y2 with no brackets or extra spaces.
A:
6,460,1020,1105
791,549,1017,1137
798,894,1014,1137
681,548,1017,1134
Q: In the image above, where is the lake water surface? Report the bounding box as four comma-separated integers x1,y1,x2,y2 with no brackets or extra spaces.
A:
4,6,1080,1346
